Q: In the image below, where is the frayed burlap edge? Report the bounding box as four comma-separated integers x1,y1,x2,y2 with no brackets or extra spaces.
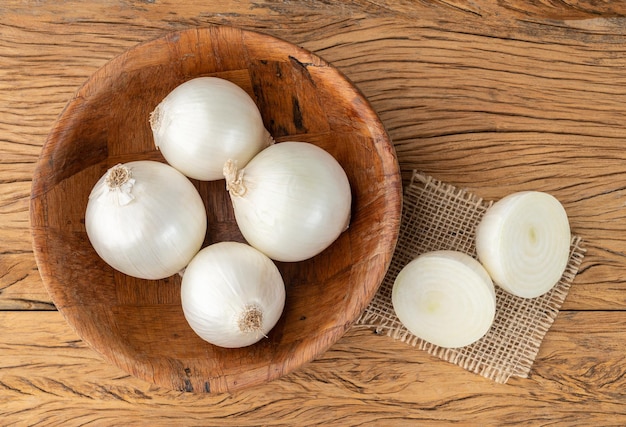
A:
355,171,586,384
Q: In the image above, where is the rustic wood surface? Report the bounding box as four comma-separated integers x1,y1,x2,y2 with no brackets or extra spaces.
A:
2,0,626,424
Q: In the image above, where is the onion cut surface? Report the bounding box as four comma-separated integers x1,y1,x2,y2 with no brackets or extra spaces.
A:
476,191,570,299
392,251,496,349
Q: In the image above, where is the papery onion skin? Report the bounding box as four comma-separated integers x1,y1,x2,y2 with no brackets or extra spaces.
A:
475,191,570,299
224,141,352,262
181,241,286,348
85,160,207,280
392,251,496,349
150,77,271,181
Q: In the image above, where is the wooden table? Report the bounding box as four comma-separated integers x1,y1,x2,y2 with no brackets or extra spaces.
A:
2,1,626,424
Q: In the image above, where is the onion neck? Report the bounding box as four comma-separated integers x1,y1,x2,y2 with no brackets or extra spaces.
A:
149,104,162,137
264,128,275,147
223,159,247,197
103,163,135,206
105,164,132,189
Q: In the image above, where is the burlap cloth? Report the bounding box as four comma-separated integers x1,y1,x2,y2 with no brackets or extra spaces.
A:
355,171,586,383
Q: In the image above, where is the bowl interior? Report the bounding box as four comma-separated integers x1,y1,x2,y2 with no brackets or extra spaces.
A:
30,26,402,393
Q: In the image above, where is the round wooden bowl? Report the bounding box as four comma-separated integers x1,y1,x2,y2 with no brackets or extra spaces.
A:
30,26,402,393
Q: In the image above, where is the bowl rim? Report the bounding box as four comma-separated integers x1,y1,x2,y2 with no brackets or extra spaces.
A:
30,24,403,393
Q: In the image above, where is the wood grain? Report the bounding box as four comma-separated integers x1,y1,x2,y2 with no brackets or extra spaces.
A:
2,0,626,422
2,311,626,426
29,26,402,393
2,0,626,311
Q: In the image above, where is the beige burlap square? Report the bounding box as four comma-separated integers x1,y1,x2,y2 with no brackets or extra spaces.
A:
355,171,586,383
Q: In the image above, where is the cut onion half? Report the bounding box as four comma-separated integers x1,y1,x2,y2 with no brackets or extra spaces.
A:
392,251,496,349
475,191,570,299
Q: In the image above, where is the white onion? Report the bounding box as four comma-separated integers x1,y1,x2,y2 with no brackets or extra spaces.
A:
181,241,286,348
85,161,207,280
475,191,570,298
223,141,352,262
149,77,272,181
392,251,496,348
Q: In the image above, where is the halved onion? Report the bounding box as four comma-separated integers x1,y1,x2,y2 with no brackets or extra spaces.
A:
475,191,570,298
392,251,496,348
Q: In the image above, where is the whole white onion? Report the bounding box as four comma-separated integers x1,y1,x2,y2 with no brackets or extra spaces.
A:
181,241,286,348
85,161,207,280
223,141,352,262
149,77,272,181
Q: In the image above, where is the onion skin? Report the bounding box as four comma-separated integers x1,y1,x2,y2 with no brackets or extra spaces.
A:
85,161,207,280
475,191,570,299
225,141,352,262
392,251,496,349
150,77,270,181
180,242,286,349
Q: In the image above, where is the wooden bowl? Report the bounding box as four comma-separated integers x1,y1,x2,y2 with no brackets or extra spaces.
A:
30,26,402,393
